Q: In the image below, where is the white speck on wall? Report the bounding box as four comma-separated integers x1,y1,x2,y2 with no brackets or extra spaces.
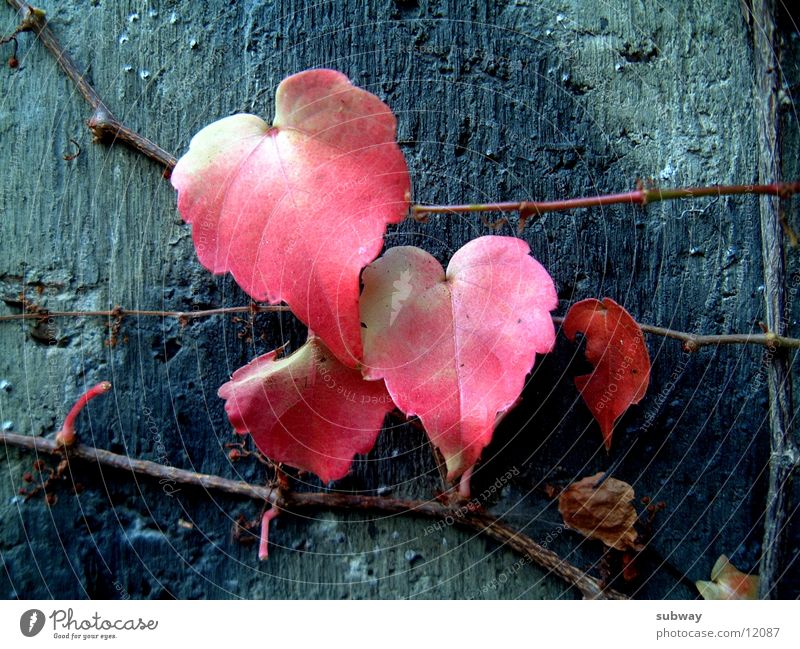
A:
345,557,368,582
309,511,339,538
659,161,676,181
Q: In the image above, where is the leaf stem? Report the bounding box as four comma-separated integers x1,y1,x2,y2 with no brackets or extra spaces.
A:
54,381,112,447
0,430,626,599
6,1,798,233
551,316,800,351
258,507,280,561
413,182,800,231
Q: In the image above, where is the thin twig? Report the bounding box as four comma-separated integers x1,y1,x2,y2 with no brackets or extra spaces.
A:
3,0,796,598
5,0,176,171
553,316,800,351
0,304,290,323
4,306,800,350
413,182,800,232
0,430,626,600
5,1,799,234
747,0,799,599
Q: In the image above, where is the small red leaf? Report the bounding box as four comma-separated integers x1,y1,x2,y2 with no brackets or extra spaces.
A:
563,298,651,450
172,69,411,367
360,236,558,481
218,337,394,483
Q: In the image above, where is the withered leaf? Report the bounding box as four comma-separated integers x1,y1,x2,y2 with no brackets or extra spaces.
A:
696,555,759,600
558,472,643,551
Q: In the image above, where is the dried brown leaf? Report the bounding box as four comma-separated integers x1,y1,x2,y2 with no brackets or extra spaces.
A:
558,473,642,551
695,555,759,600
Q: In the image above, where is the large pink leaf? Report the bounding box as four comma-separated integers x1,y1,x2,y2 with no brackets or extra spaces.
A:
360,236,558,480
171,69,411,367
218,337,394,483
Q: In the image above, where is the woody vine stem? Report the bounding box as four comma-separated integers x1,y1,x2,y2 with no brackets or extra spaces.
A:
0,430,628,599
2,0,798,598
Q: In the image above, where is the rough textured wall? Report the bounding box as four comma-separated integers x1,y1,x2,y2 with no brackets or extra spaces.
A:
779,3,800,596
0,0,797,599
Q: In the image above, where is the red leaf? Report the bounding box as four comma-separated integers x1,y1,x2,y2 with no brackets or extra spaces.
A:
172,69,411,367
360,236,558,480
218,337,394,483
563,298,651,450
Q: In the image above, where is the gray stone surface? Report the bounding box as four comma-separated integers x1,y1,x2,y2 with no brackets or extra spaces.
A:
0,0,797,598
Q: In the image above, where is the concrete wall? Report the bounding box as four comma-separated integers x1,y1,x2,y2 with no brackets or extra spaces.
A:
0,0,797,598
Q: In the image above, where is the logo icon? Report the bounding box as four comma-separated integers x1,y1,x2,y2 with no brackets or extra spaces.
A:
20,609,45,637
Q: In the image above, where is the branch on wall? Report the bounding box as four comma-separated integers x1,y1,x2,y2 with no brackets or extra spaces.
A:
746,0,800,599
0,430,628,600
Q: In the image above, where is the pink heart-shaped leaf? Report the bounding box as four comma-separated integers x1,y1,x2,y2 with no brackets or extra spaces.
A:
172,69,411,367
218,337,394,483
360,236,558,480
